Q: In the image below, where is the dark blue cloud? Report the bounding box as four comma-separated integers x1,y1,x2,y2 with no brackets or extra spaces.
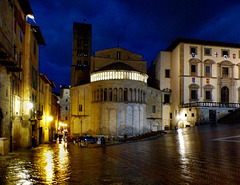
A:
28,0,240,92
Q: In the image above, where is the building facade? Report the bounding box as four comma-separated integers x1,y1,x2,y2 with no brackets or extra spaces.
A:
39,74,58,144
150,38,240,128
70,45,168,139
0,0,59,151
59,85,70,132
71,23,92,86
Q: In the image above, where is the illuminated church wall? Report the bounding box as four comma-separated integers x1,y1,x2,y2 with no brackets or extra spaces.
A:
70,78,151,138
70,46,167,138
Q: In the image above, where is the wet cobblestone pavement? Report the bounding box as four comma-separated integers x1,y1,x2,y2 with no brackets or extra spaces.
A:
1,123,240,184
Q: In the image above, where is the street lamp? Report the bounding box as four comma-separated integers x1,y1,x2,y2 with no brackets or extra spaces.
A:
47,116,53,122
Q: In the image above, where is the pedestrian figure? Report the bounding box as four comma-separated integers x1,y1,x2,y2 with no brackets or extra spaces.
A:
101,136,105,146
175,126,178,131
63,133,67,147
32,133,36,148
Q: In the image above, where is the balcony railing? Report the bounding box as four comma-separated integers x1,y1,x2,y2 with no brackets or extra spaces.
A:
0,28,22,72
181,102,240,108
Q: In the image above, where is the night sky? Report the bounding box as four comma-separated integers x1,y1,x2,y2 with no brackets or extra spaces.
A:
29,0,240,93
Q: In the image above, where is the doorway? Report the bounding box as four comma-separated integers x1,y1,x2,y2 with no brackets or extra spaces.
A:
221,86,229,103
209,110,216,123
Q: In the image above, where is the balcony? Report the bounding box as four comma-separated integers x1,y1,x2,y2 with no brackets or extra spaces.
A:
181,102,240,108
0,29,22,72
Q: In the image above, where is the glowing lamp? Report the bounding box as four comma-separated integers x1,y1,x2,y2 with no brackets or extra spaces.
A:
27,102,33,110
47,116,53,122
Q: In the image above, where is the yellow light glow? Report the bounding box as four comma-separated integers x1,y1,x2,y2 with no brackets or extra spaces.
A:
47,116,53,122
90,70,148,83
26,14,35,19
27,102,33,110
44,150,54,182
59,122,67,127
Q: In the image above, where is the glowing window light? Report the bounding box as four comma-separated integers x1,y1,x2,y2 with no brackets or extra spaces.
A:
123,72,126,79
117,72,119,79
90,70,148,83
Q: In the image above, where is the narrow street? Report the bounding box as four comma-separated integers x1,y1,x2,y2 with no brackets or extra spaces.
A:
1,123,240,184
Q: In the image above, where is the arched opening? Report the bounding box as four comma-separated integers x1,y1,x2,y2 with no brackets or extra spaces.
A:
124,88,128,101
113,88,117,101
104,88,107,101
119,88,123,101
100,89,103,101
221,86,229,103
109,88,112,101
130,88,133,102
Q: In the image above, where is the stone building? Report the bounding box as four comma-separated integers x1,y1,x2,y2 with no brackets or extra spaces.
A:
0,0,58,151
59,85,70,132
51,93,60,141
149,38,240,128
70,22,169,138
71,23,92,86
39,74,58,144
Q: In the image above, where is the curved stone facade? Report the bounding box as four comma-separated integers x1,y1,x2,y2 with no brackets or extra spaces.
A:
91,79,148,137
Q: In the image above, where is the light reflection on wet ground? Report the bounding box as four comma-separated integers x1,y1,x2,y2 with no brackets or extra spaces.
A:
0,143,156,185
1,124,240,184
